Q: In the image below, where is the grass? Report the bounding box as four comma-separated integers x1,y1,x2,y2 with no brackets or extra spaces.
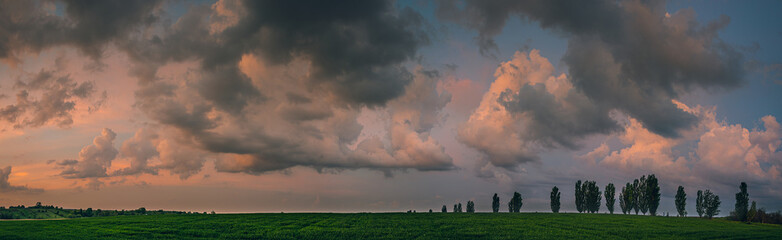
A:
1,212,781,239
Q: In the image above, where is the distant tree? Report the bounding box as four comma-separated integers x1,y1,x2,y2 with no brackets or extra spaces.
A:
631,180,640,214
747,201,757,223
675,186,687,217
458,203,463,213
466,201,475,213
550,186,560,213
605,183,615,214
646,175,661,216
735,182,749,222
492,193,500,213
636,176,648,215
454,204,458,213
508,192,523,213
429,209,433,213
703,189,721,219
442,205,447,213
619,192,627,214
582,181,601,213
575,180,584,213
85,208,93,217
35,202,42,208
620,183,634,214
137,207,147,215
696,190,704,217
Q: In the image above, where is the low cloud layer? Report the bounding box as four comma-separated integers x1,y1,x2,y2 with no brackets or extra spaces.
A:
0,166,42,193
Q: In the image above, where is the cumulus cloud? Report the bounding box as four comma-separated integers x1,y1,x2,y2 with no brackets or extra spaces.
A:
589,101,782,196
0,166,43,193
103,0,449,176
459,50,616,169
0,69,101,130
438,0,745,138
60,128,119,178
211,64,454,175
6,0,448,178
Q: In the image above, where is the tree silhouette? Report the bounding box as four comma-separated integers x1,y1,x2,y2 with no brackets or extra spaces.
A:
703,189,721,219
575,180,584,213
550,186,560,213
747,201,757,223
508,192,522,213
735,182,749,222
605,183,615,214
466,201,475,213
442,205,447,213
582,181,601,213
620,183,633,214
646,174,661,216
696,190,704,217
675,186,687,217
636,176,648,215
492,193,500,213
630,179,640,214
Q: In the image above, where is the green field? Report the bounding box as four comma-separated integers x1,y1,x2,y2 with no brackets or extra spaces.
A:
1,213,780,239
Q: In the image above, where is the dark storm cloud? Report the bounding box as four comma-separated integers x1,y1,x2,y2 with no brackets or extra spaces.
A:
6,0,448,177
438,0,745,138
498,84,618,150
0,166,43,193
0,0,161,60
232,0,428,105
123,0,428,109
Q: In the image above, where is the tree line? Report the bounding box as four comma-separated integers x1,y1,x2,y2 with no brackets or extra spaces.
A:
0,203,214,219
436,175,782,225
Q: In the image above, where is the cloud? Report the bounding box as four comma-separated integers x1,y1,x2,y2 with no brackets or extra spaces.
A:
113,127,159,176
211,65,455,175
6,0,448,179
122,0,428,109
438,0,745,138
0,166,43,193
0,0,162,61
458,50,617,169
60,128,119,178
0,69,100,129
589,101,782,197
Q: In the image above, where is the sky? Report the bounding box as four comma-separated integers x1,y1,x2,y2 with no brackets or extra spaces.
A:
1,0,781,216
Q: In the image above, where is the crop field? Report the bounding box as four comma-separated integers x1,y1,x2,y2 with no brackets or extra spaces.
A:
1,213,781,239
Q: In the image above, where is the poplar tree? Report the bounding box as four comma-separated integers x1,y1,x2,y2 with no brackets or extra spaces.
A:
696,190,704,217
575,180,584,213
492,193,500,213
550,186,561,213
508,192,522,213
647,174,661,216
675,186,687,217
605,183,615,214
735,182,749,222
466,201,475,213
